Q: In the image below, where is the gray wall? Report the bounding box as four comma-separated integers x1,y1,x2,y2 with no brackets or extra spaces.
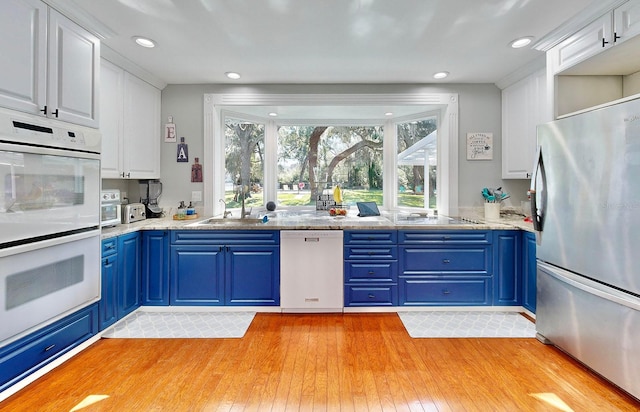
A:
158,83,530,215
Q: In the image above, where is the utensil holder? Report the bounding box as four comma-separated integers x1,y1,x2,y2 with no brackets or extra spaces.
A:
484,203,500,221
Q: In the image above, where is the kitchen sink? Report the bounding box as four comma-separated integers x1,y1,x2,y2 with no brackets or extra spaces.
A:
188,217,265,226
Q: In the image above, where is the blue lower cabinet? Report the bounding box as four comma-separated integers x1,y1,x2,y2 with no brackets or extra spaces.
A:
171,245,224,305
344,230,398,307
0,304,98,392
100,252,118,330
226,246,280,305
399,277,492,306
142,231,170,306
100,233,141,331
169,231,280,306
118,232,141,318
522,232,537,313
345,285,397,306
398,230,493,306
493,231,522,306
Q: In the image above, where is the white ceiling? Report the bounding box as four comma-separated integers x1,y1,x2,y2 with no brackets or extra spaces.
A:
52,0,604,86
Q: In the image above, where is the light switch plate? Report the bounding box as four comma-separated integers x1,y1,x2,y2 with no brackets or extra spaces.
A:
191,190,202,202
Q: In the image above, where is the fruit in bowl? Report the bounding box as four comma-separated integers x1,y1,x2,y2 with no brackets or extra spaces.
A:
329,208,347,216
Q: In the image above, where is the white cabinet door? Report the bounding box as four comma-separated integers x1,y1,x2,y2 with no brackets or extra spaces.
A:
48,9,100,128
0,1,99,128
502,69,547,179
551,13,612,74
123,73,161,179
100,59,124,178
0,0,47,114
614,0,640,43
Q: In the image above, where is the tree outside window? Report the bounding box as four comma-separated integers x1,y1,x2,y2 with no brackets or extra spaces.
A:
277,125,383,206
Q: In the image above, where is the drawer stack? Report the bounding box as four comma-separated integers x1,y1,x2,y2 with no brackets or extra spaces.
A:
343,231,398,306
398,230,493,306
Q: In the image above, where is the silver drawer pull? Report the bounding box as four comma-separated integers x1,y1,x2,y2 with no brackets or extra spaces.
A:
442,290,451,295
442,259,450,264
305,238,319,242
368,271,375,274
368,294,376,299
44,344,56,352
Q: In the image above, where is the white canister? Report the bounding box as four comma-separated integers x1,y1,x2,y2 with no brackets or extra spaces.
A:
484,202,501,221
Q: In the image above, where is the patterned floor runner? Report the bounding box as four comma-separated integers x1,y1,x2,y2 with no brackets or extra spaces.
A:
398,311,536,338
102,311,256,338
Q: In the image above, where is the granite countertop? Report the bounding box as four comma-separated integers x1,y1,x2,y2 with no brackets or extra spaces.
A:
101,208,534,239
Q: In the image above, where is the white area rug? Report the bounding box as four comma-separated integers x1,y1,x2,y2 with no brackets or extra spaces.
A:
102,311,256,338
398,311,536,338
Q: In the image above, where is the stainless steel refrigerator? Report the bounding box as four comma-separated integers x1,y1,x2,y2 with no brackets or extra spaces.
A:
530,97,640,400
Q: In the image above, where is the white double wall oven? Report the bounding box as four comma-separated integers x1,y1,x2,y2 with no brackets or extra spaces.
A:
0,108,101,346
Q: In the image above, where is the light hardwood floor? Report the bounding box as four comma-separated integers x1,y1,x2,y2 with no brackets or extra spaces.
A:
1,313,638,411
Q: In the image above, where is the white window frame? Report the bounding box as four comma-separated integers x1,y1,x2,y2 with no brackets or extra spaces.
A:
393,111,440,212
203,93,459,216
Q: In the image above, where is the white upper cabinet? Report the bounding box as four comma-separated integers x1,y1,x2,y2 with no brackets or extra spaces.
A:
100,59,160,179
122,72,161,179
0,0,99,128
47,9,100,127
0,0,47,116
502,69,548,179
614,0,640,44
548,0,640,117
100,59,124,178
550,14,612,74
550,0,640,74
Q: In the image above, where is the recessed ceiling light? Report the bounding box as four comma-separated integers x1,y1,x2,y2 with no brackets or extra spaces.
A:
225,72,241,80
433,71,449,80
385,112,394,116
268,112,278,117
510,36,533,48
132,36,156,48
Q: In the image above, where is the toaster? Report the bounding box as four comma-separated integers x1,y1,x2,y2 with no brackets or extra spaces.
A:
122,203,146,224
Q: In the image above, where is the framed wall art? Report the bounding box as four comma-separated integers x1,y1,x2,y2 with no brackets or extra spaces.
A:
466,132,493,160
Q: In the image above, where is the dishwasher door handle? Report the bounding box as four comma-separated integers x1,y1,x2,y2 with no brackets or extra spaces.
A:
305,237,320,242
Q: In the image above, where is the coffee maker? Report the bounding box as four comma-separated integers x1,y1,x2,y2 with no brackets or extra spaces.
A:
139,179,163,218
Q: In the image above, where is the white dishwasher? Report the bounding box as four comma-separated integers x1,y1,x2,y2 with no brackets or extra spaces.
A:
280,230,343,312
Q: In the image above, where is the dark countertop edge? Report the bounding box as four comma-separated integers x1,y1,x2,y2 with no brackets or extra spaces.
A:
101,217,535,240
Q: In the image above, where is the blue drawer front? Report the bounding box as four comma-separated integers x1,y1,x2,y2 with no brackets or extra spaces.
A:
400,247,491,275
399,231,491,244
171,230,279,245
345,285,397,306
344,231,397,244
344,246,397,260
344,261,397,282
101,238,117,257
399,278,492,306
0,304,97,391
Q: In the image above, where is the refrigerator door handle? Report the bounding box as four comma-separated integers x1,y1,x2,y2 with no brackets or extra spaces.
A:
538,261,640,311
530,145,547,232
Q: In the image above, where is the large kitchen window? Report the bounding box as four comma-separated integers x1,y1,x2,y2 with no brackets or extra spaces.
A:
223,117,264,210
205,93,459,216
396,117,437,209
276,125,383,206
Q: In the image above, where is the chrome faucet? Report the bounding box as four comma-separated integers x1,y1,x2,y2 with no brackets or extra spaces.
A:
219,198,232,218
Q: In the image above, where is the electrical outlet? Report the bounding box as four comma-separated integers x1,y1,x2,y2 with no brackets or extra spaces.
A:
191,191,202,202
